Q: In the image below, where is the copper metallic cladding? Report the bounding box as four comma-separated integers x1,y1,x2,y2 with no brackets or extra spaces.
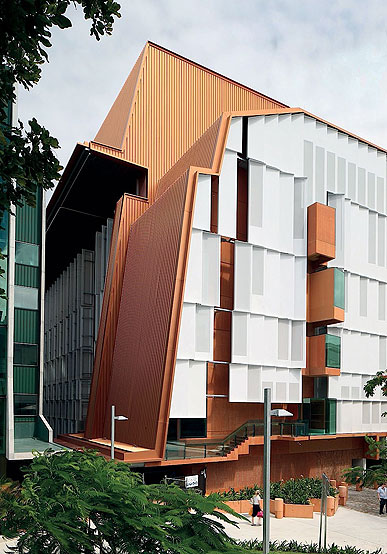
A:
94,46,146,151
85,194,149,439
155,116,223,199
103,172,190,449
93,42,287,204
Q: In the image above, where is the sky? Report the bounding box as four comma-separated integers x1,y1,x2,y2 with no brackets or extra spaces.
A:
18,0,387,196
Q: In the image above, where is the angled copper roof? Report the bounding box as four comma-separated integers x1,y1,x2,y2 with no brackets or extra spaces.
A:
91,41,287,203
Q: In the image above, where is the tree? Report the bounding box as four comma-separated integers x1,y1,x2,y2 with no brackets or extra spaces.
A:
0,449,245,554
364,371,387,417
0,0,121,295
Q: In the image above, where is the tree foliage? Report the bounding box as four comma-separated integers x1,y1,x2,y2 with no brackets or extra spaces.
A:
364,371,387,417
0,449,245,554
343,436,387,488
0,0,121,213
0,0,121,296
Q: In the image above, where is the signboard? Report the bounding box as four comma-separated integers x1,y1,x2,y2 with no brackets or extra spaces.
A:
185,475,199,489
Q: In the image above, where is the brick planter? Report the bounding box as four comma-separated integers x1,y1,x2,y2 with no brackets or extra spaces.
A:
309,495,339,516
223,498,314,518
283,502,314,518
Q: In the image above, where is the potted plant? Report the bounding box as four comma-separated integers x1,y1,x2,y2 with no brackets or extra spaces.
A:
342,466,365,491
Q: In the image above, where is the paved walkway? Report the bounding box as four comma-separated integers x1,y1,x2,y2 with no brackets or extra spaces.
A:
345,485,381,514
1,501,384,553
221,507,386,553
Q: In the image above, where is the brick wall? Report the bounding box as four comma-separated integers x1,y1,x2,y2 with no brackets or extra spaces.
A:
206,437,365,492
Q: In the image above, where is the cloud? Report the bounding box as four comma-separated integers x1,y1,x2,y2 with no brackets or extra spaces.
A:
17,0,387,196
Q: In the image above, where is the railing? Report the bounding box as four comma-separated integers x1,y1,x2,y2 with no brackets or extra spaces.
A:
165,419,310,461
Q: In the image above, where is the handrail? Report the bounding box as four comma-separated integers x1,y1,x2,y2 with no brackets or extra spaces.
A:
165,419,310,460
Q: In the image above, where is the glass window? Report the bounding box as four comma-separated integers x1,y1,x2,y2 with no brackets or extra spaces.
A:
14,286,38,310
333,268,345,310
15,242,39,267
0,327,6,396
14,343,38,366
325,334,341,369
14,394,37,416
0,211,9,255
180,418,206,438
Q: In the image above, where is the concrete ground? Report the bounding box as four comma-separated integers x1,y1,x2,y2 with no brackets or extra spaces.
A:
220,507,386,553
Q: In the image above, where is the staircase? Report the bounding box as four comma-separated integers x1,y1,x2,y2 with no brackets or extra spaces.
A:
165,419,309,461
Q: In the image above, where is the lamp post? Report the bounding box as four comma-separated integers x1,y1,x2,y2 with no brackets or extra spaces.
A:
263,388,293,554
111,405,128,460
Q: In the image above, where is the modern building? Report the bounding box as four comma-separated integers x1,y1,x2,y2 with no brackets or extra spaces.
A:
47,42,387,492
0,96,63,477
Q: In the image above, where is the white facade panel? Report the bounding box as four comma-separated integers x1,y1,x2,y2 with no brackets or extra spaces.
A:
234,242,252,312
177,303,196,359
170,360,207,418
202,233,220,306
193,174,211,231
229,364,248,402
226,117,243,153
174,109,387,434
184,230,202,304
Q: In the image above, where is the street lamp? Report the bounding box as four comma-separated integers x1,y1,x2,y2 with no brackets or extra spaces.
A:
111,405,128,460
263,389,293,554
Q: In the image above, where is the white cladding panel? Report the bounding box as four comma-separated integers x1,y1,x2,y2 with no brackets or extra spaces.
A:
174,109,387,431
193,174,211,232
170,360,207,418
226,117,243,153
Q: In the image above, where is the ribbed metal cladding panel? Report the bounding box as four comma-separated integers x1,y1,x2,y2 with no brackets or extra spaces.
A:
93,42,286,204
14,366,38,394
102,174,188,448
15,264,40,287
155,117,221,200
85,195,149,438
15,190,42,244
14,309,39,343
94,46,146,149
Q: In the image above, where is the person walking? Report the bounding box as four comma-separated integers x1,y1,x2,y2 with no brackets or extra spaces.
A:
377,483,387,515
250,490,263,526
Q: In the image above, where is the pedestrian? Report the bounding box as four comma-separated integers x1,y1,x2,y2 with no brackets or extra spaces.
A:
250,490,263,526
377,483,387,516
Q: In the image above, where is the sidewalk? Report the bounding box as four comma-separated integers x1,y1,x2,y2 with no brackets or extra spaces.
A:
220,507,386,553
2,507,384,553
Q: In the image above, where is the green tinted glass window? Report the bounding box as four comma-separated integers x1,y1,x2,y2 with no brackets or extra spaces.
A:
334,268,345,310
15,242,39,266
0,211,8,324
14,344,38,366
0,211,9,255
14,286,38,310
325,334,341,368
325,398,337,434
0,398,5,454
14,394,37,416
0,327,6,396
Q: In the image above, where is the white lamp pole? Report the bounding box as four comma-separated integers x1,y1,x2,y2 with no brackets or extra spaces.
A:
263,388,271,554
111,405,128,460
263,388,293,554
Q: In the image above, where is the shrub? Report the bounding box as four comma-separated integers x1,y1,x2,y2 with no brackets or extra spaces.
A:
238,539,382,554
216,477,337,505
